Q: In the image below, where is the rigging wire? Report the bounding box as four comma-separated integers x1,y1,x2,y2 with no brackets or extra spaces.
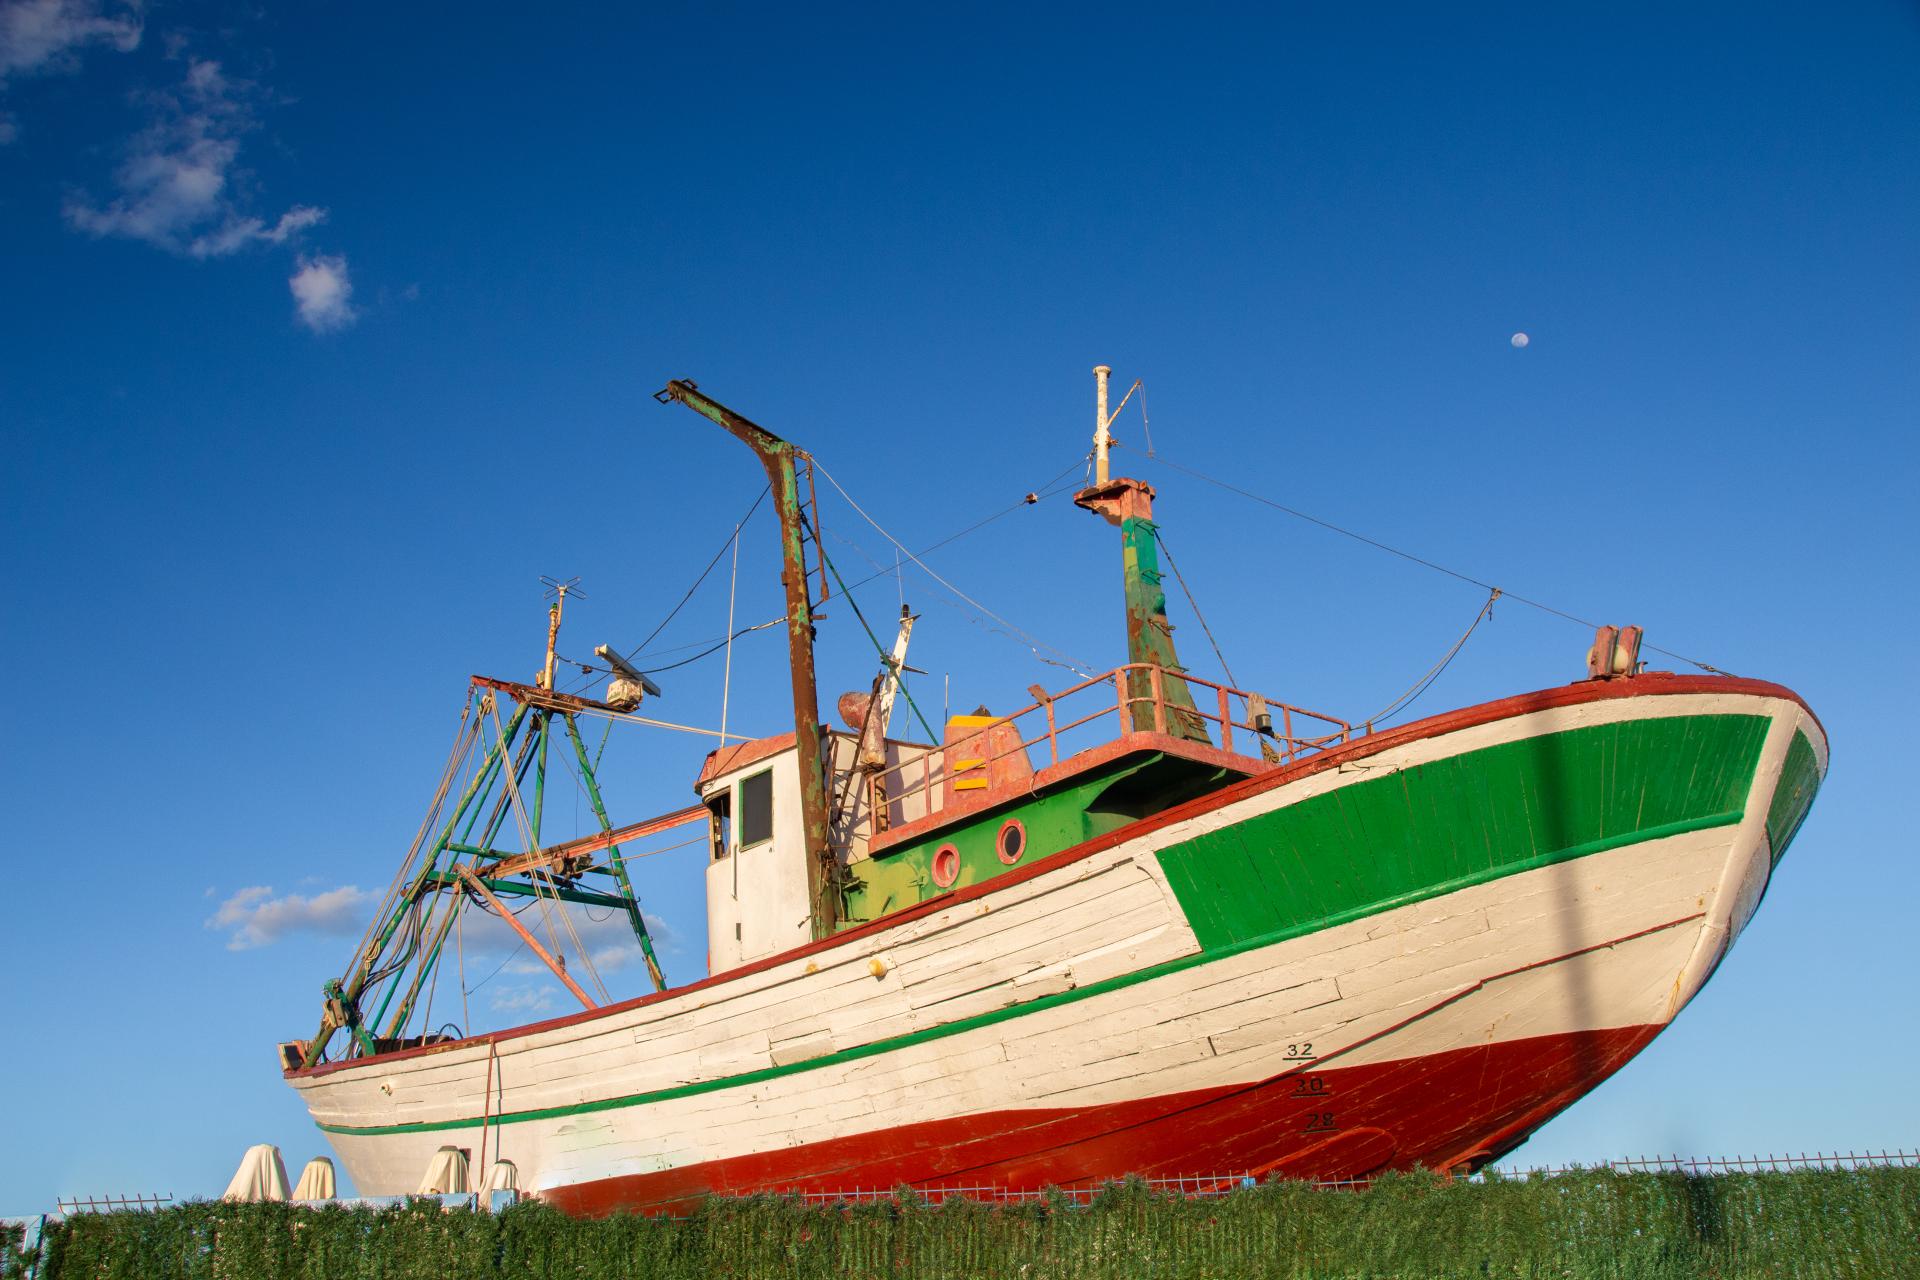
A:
488,701,611,1005
720,497,743,745
592,716,612,774
626,620,788,675
1131,445,1730,675
811,457,1098,678
1151,528,1244,689
828,459,1089,598
457,888,469,1040
573,832,706,870
559,484,770,696
1358,588,1503,730
629,483,768,659
825,525,1050,689
347,699,480,984
463,938,528,997
813,535,940,742
560,458,1088,685
378,712,544,1033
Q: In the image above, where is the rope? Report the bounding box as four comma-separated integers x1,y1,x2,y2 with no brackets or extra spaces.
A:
1359,588,1502,729
1132,447,1732,676
812,457,1098,678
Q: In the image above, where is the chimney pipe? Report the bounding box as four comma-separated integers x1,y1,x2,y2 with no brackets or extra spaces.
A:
1093,364,1112,485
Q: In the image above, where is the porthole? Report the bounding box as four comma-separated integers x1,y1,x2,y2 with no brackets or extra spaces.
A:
996,818,1027,865
930,844,961,888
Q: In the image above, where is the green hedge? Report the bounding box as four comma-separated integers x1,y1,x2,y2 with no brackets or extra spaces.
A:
15,1168,1919,1280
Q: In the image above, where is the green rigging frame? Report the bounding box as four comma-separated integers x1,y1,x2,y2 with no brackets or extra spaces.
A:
294,676,680,1070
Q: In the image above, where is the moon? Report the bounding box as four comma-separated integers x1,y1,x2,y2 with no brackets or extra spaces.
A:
1510,332,1530,348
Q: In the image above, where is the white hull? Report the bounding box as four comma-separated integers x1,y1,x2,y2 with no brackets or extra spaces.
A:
291,681,1823,1204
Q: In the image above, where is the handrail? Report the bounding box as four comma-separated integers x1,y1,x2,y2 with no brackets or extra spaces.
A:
851,664,1353,835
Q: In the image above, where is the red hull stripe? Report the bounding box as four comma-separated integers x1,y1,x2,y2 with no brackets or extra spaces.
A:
293,672,1804,1083
543,1023,1663,1217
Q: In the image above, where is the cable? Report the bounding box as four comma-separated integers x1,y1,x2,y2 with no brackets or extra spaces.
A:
560,461,1090,685
1133,447,1731,676
829,460,1088,597
640,618,786,675
814,537,940,742
626,485,770,662
1152,528,1242,689
1358,588,1502,729
560,484,769,696
463,940,527,997
812,457,1098,678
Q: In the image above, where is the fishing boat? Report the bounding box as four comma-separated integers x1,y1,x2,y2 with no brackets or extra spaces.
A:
282,372,1826,1214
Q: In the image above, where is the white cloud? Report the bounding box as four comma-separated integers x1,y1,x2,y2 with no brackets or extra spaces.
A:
467,904,675,966
0,111,15,143
206,883,379,951
488,985,557,1015
0,0,141,85
288,251,355,331
64,56,329,259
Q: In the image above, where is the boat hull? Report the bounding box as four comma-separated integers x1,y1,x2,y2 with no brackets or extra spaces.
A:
289,674,1824,1211
541,1023,1663,1214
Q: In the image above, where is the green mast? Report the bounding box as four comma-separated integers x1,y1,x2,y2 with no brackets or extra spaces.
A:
1074,365,1210,744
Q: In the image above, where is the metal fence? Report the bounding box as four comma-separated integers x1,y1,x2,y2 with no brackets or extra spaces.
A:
1514,1148,1920,1178
795,1149,1920,1206
51,1193,173,1215
16,1150,1918,1220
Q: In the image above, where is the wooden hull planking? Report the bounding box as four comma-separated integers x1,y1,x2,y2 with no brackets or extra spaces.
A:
288,675,1824,1208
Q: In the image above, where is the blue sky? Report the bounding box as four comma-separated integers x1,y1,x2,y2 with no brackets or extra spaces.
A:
2,1,1915,1210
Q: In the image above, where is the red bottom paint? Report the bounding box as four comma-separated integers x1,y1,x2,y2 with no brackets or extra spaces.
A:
541,1024,1662,1216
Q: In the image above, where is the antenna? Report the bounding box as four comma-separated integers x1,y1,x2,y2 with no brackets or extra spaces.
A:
537,577,585,690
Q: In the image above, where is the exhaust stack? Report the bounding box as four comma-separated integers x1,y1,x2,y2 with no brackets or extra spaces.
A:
1093,364,1113,484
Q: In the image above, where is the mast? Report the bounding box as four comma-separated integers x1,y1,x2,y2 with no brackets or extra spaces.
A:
1074,364,1210,743
656,380,839,939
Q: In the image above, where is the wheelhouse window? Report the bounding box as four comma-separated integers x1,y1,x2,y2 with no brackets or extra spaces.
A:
739,768,774,848
708,792,732,861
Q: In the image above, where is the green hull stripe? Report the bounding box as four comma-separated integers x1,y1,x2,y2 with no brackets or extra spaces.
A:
1765,730,1821,868
1159,713,1771,951
318,802,1746,1138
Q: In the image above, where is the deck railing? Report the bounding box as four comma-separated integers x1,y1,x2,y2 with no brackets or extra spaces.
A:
860,664,1352,833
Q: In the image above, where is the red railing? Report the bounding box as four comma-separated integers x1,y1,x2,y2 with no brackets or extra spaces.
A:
862,664,1352,830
